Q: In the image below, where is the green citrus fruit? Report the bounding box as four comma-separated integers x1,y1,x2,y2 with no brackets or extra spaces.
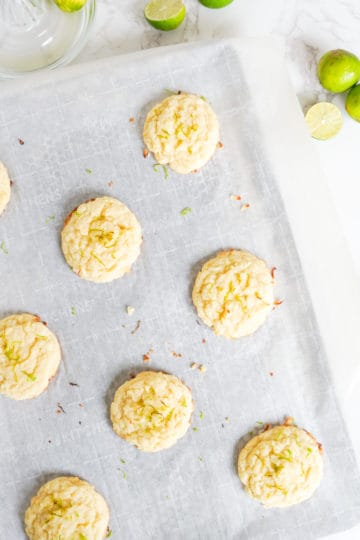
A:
317,49,360,93
304,102,343,140
199,0,234,7
144,0,186,31
54,0,87,12
345,85,360,122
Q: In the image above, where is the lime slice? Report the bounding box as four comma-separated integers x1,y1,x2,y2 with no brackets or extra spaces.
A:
199,0,234,7
346,85,360,122
305,102,343,140
54,0,87,12
144,0,186,31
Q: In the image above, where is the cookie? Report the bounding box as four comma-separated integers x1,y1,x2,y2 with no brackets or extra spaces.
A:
0,313,61,400
143,93,219,174
238,422,323,508
61,196,142,283
0,161,11,215
24,476,110,540
192,249,274,338
110,371,194,452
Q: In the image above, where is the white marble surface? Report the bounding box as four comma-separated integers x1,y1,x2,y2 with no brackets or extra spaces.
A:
73,2,360,539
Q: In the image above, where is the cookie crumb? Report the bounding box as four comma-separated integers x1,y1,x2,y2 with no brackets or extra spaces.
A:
273,299,284,310
190,362,199,370
199,364,207,373
108,180,114,187
269,371,274,377
129,117,135,123
240,203,250,211
217,141,224,149
143,348,154,363
271,267,277,279
230,194,242,201
131,320,141,334
143,148,149,158
56,403,66,414
18,138,24,145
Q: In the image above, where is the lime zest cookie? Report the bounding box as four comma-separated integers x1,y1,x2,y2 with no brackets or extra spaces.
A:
0,161,11,216
24,476,110,540
143,93,219,174
110,371,194,452
61,196,142,283
238,419,323,508
192,249,275,338
0,313,61,400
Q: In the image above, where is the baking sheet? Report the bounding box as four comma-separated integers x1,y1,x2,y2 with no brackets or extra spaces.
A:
0,38,359,539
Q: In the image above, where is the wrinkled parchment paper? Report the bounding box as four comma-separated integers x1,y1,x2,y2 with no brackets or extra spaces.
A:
0,39,359,539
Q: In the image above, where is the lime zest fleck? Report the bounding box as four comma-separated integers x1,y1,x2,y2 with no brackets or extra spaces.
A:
106,531,113,539
192,427,198,432
153,163,169,180
200,95,207,101
198,456,203,462
180,207,192,216
85,168,92,174
120,458,126,464
45,215,55,224
79,534,88,540
70,306,76,316
36,334,47,340
164,88,178,95
0,241,8,254
307,447,313,453
91,251,106,267
117,468,127,480
22,370,36,382
199,411,204,420
256,421,264,426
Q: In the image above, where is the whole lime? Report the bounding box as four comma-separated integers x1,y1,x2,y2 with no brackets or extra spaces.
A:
317,49,360,93
346,85,360,122
199,0,234,7
54,0,87,12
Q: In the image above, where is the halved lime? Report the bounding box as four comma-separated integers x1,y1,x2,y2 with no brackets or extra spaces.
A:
144,0,186,31
317,49,360,93
54,0,87,12
305,102,343,140
199,0,234,7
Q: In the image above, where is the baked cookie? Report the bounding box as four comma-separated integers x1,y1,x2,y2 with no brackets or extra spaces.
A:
0,313,61,400
143,93,219,174
0,161,11,215
192,249,274,338
110,371,194,452
24,476,110,540
238,420,323,508
61,196,142,283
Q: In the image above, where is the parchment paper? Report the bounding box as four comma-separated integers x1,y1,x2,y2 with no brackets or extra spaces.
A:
0,38,359,540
